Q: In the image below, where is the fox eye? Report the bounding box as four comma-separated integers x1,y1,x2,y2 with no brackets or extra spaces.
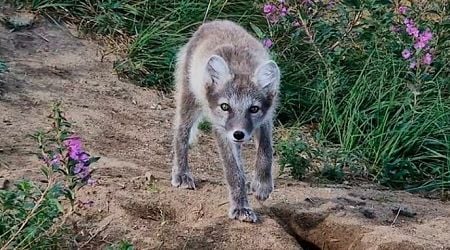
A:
220,103,230,111
249,106,260,113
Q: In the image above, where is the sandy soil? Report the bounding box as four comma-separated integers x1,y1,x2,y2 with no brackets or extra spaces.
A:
1,9,449,250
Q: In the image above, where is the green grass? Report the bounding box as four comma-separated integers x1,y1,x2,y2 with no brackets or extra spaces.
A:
0,59,7,74
319,51,450,190
8,0,450,193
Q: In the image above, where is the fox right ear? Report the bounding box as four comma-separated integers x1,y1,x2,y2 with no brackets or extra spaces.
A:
206,55,231,86
254,60,280,92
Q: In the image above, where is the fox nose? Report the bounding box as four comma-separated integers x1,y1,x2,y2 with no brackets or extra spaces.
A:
233,131,245,140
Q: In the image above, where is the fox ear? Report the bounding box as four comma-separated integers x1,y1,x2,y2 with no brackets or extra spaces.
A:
206,55,231,86
255,60,280,92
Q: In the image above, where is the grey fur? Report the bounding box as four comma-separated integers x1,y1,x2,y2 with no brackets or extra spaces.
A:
171,20,280,223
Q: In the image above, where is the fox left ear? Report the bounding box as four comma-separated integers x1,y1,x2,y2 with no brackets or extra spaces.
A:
254,60,280,92
206,55,231,86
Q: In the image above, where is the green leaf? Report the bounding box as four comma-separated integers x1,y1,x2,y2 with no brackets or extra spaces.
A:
342,0,361,8
49,198,64,213
88,156,101,165
372,0,392,6
40,166,50,178
63,189,75,202
249,22,264,39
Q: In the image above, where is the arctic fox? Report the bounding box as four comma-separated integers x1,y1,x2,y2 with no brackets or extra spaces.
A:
171,20,280,223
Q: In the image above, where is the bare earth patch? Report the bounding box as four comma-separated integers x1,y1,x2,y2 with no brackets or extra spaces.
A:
1,9,449,250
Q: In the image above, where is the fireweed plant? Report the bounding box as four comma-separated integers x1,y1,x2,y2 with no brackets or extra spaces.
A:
395,6,435,71
0,103,98,249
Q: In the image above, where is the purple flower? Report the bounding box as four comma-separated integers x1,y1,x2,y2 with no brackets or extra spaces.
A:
74,162,85,174
280,6,288,17
414,41,426,49
79,152,90,163
409,61,417,69
406,25,419,38
50,154,61,167
402,49,412,59
404,18,414,26
263,3,276,15
327,0,336,9
63,135,95,184
293,20,301,27
74,160,92,180
262,38,273,49
418,29,433,44
404,18,420,38
398,6,408,15
414,29,433,49
422,53,432,65
64,136,83,160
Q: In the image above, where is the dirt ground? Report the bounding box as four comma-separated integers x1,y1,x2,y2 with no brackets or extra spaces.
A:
1,9,449,250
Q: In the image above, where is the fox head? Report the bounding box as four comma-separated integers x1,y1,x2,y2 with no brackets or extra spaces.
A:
204,54,280,144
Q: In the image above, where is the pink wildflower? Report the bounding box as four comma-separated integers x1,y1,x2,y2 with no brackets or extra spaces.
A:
280,6,288,17
263,3,276,15
422,53,432,65
262,38,273,49
401,49,412,59
418,29,433,44
398,6,408,15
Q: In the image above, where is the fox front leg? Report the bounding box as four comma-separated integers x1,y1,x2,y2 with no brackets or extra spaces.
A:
251,121,274,201
171,90,200,190
214,129,257,223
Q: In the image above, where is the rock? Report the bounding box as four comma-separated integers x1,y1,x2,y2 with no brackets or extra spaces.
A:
360,207,376,219
0,178,10,189
145,172,156,182
3,12,36,31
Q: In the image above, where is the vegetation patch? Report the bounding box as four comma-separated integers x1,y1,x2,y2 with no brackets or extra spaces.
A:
7,0,450,193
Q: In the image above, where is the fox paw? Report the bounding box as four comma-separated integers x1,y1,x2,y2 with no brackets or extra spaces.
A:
251,178,273,201
229,207,257,223
171,172,196,189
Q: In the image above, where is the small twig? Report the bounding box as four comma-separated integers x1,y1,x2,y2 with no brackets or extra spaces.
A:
329,10,363,51
78,219,112,249
46,206,74,238
193,203,203,216
297,13,326,64
157,241,165,249
391,207,402,226
217,201,229,207
32,31,49,42
0,157,10,169
305,197,315,204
